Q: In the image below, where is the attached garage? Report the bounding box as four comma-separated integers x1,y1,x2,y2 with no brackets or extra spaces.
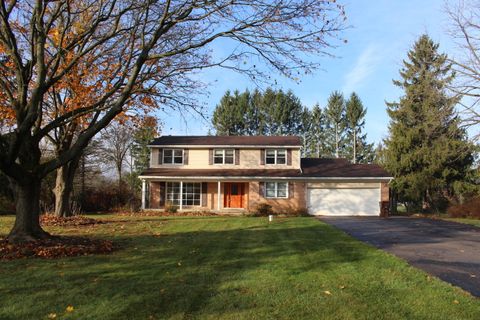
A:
307,183,381,216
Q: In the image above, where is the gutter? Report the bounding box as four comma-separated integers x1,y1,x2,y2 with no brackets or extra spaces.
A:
138,175,394,181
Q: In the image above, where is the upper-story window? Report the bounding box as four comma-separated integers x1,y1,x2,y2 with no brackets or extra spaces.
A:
163,149,183,164
265,149,286,165
214,149,234,164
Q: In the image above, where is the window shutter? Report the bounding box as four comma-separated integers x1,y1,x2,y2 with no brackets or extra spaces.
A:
201,182,208,207
209,149,213,165
260,149,265,165
183,149,189,165
287,149,292,165
259,182,265,197
159,182,166,207
288,182,294,198
158,148,163,165
235,149,240,165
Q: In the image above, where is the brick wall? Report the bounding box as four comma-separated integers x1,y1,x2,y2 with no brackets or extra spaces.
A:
380,182,390,202
149,182,160,209
248,181,306,213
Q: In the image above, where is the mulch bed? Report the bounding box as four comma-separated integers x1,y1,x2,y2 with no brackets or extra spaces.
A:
118,211,218,217
40,215,105,226
0,236,114,260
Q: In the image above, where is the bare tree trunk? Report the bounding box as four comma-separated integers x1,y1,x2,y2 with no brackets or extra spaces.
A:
335,124,339,158
7,178,51,243
117,164,122,191
81,153,86,196
353,130,357,164
53,154,81,217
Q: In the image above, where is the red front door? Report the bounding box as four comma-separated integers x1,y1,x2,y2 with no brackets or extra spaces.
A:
224,183,244,208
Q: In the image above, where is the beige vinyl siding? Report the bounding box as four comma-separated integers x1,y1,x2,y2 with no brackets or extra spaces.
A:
150,148,301,169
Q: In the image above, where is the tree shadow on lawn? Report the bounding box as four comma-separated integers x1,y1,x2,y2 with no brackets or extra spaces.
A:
2,223,376,320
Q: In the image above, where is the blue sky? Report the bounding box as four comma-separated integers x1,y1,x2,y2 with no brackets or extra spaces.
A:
159,0,458,145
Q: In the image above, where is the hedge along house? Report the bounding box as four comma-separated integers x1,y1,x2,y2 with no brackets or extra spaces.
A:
139,136,393,216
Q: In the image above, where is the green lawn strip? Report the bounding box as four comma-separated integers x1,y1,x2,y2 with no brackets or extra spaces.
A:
443,218,480,228
0,215,478,320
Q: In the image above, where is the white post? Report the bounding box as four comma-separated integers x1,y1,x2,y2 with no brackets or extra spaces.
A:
179,181,183,211
141,179,146,210
217,181,221,210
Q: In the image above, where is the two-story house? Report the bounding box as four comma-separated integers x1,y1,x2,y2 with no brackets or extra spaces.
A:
139,136,392,216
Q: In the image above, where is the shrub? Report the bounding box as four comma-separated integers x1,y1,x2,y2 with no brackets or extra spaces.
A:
447,196,480,218
282,206,310,216
164,202,178,214
253,203,273,216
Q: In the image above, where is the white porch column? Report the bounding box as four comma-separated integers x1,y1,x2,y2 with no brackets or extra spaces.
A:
179,181,183,211
217,181,221,210
141,179,146,210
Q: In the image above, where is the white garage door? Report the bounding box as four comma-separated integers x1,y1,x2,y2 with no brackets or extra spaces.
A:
307,188,380,216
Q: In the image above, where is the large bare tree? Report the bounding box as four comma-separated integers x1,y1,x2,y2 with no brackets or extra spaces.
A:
0,0,346,242
99,120,134,190
446,0,480,137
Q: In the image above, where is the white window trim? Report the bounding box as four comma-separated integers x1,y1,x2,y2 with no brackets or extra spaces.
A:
165,181,203,207
163,148,184,165
265,181,289,199
265,149,287,165
213,148,235,165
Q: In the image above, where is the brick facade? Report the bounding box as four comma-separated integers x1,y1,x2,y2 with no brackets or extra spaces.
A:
248,181,306,213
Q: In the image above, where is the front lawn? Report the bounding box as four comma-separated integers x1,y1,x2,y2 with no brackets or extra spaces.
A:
443,218,480,227
0,215,478,319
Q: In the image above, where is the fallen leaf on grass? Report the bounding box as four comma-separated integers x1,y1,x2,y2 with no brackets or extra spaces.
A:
66,305,74,312
339,285,346,289
453,300,459,304
324,290,332,295
47,313,57,319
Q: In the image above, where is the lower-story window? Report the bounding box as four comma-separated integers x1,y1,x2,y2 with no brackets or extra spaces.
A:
166,182,201,206
265,182,288,198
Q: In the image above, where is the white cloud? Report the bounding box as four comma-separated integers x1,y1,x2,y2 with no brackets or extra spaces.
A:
342,44,382,94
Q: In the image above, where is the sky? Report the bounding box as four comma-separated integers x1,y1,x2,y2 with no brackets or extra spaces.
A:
159,0,460,145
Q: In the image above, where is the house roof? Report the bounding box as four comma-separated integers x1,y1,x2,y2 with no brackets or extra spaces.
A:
140,158,392,180
300,158,391,178
140,168,303,178
149,135,303,147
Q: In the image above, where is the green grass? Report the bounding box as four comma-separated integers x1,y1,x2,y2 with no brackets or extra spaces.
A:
0,215,479,320
443,218,480,227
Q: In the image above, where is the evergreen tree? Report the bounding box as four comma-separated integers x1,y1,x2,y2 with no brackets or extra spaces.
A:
345,92,375,163
212,88,304,136
300,106,312,156
325,91,347,158
384,34,474,211
212,90,249,135
304,104,328,157
131,116,161,174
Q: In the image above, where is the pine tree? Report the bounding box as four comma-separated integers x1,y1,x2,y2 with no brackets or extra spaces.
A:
212,88,304,136
212,90,249,135
384,34,474,211
304,104,327,157
131,116,161,174
345,92,374,163
325,91,347,158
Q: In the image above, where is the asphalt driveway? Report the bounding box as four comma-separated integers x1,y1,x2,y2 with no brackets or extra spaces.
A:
319,216,480,297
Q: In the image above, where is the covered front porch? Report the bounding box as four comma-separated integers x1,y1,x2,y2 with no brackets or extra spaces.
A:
141,180,252,211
